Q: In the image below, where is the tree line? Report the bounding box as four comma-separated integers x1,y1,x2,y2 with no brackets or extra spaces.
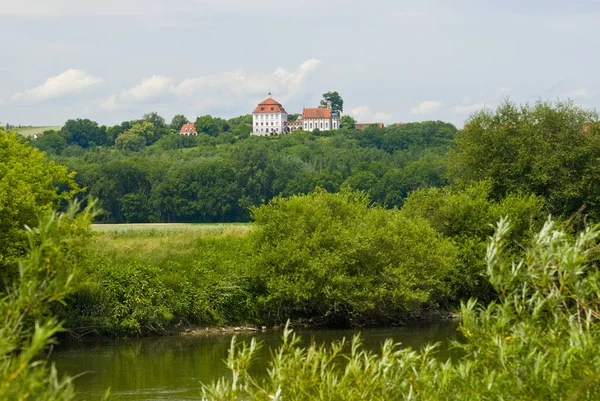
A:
28,117,455,223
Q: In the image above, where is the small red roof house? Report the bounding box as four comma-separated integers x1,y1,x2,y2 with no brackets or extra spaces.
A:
31,133,44,140
179,123,197,136
355,123,384,130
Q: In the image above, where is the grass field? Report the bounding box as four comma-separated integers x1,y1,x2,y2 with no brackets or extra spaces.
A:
13,126,61,137
91,222,253,237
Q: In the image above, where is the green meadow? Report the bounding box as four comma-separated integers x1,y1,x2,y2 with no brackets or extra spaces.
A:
14,126,61,137
91,222,252,236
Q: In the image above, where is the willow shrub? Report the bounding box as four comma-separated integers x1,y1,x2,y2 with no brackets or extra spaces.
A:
401,181,546,302
250,189,459,325
0,203,98,400
203,218,600,400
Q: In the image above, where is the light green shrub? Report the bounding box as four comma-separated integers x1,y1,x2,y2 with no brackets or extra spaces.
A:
0,203,96,400
250,189,459,324
203,218,600,400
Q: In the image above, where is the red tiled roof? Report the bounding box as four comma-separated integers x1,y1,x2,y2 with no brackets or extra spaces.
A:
355,123,384,130
180,123,197,133
253,97,287,114
302,107,331,119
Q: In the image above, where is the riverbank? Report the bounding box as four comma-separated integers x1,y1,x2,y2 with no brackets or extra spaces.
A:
57,192,466,338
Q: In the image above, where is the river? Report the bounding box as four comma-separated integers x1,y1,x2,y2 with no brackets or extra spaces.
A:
52,321,460,400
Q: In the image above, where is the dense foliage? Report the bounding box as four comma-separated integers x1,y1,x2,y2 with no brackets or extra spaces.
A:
0,204,96,400
28,119,456,223
250,190,458,325
59,226,255,336
0,129,80,273
449,100,600,220
203,218,600,400
58,190,461,335
401,181,547,300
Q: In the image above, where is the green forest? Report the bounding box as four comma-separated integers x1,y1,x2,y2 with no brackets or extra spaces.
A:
29,112,455,223
4,100,600,399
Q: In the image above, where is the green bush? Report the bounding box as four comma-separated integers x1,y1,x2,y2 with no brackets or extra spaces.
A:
203,218,600,400
60,232,258,336
401,181,546,301
0,203,97,400
250,189,459,325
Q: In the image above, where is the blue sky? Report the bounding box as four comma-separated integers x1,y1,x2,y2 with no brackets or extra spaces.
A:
1,0,599,127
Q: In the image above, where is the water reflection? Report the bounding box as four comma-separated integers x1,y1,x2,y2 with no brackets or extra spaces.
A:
52,321,460,401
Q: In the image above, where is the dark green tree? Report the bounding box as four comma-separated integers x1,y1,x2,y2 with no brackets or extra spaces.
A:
30,131,68,154
61,119,108,147
195,115,219,137
448,100,600,220
340,115,356,129
170,114,189,131
143,112,166,128
319,91,344,113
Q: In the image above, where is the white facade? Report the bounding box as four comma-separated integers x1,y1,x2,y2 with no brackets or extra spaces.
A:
253,112,287,136
251,93,341,136
302,118,339,131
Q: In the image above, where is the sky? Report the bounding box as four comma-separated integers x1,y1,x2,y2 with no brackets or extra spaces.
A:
1,0,600,127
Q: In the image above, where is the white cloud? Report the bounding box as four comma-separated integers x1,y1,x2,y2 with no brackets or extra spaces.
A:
462,96,472,104
568,88,589,98
104,59,322,111
350,105,393,123
120,75,174,102
12,69,102,102
175,59,321,99
101,75,174,110
452,103,486,113
410,100,442,115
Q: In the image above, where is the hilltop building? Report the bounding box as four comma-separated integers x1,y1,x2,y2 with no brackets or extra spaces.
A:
252,93,288,136
301,104,340,131
355,123,384,130
179,123,198,135
251,93,340,136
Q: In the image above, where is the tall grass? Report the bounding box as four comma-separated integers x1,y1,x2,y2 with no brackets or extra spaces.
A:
57,225,258,336
92,223,252,237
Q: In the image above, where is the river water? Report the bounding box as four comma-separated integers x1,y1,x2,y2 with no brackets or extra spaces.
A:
52,321,460,400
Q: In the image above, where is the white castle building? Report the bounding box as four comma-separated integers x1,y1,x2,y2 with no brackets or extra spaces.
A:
252,93,340,136
252,93,288,136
